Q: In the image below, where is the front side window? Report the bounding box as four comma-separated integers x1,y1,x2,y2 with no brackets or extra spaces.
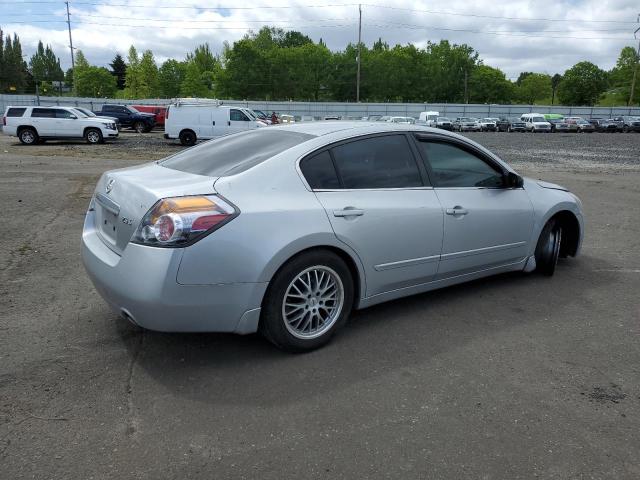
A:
417,141,504,188
330,135,423,189
55,109,75,119
230,109,250,121
31,108,55,118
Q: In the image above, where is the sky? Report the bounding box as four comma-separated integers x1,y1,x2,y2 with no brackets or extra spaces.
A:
1,0,639,80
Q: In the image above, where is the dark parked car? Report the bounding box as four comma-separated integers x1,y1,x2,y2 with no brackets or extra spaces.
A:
612,116,640,132
132,105,167,127
548,118,570,133
592,119,619,132
93,105,156,133
503,117,527,132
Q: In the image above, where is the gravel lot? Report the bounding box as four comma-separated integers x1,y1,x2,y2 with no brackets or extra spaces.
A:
1,130,639,479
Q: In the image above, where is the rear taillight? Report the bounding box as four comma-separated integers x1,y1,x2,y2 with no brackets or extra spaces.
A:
165,106,169,119
131,195,238,247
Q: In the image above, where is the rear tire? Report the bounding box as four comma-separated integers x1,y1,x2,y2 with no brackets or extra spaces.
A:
260,250,354,352
535,219,562,276
85,128,103,144
18,127,38,145
179,129,197,146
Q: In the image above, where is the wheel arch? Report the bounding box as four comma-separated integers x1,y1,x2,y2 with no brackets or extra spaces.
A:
260,243,366,310
550,210,581,258
17,125,37,135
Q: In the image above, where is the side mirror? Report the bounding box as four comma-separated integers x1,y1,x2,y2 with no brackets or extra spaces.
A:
70,115,77,119
506,172,524,188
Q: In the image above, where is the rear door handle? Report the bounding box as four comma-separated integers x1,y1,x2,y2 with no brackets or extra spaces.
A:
333,208,364,217
446,206,468,216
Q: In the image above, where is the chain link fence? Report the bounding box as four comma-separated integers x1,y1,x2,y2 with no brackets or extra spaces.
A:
2,94,639,120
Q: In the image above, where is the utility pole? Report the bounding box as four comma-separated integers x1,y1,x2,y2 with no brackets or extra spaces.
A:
628,14,640,107
464,69,468,104
356,4,361,102
65,2,75,72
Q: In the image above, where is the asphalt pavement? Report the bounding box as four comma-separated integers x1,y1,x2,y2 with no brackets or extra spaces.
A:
1,131,639,479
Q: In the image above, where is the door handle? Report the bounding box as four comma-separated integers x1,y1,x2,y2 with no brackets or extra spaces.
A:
228,121,231,126
333,208,364,217
446,206,468,216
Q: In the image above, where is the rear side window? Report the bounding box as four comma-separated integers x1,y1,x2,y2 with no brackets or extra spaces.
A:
160,129,316,177
6,107,26,117
300,151,340,189
31,108,56,118
417,141,504,188
330,135,422,189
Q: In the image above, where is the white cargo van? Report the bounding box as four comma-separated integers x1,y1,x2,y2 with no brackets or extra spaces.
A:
164,101,262,146
418,111,439,127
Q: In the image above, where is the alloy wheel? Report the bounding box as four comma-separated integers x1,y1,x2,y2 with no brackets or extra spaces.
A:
282,266,344,340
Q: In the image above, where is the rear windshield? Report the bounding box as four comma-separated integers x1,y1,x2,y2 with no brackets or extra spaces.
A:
160,129,316,177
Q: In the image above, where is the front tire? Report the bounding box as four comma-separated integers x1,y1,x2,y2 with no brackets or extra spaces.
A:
18,127,38,145
179,129,197,146
133,121,146,133
535,219,562,276
260,250,354,352
85,128,103,144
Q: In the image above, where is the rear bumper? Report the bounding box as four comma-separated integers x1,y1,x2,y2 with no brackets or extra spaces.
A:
81,210,267,333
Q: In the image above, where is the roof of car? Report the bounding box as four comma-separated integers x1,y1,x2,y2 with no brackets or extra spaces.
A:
266,121,441,137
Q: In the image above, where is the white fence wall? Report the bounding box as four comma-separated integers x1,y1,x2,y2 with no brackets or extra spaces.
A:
2,94,639,119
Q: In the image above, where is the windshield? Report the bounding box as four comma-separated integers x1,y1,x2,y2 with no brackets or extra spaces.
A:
126,106,140,113
459,118,472,122
160,129,316,177
531,116,545,122
437,117,450,122
71,108,88,118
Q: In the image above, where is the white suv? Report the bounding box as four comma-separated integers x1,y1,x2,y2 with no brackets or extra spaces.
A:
2,106,118,144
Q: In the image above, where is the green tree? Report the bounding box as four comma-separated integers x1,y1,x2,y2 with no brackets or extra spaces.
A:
75,66,117,97
180,60,209,97
159,59,187,98
610,46,640,105
558,61,608,106
518,73,552,104
1,31,27,93
110,53,127,89
469,65,513,103
124,45,143,98
139,49,159,97
29,40,64,83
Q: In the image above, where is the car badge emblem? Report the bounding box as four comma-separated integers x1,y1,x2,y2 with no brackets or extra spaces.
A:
106,178,115,194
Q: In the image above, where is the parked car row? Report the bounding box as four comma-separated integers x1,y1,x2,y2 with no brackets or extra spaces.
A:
3,102,640,146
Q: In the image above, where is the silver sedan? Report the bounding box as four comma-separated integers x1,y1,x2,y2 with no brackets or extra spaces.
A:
82,122,584,351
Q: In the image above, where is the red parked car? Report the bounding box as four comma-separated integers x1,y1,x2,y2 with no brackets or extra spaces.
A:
132,105,167,127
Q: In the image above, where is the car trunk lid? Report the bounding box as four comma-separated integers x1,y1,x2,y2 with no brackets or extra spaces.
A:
92,163,217,255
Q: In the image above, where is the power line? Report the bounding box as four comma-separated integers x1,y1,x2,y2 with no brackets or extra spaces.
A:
1,0,637,25
361,3,638,25
363,22,633,40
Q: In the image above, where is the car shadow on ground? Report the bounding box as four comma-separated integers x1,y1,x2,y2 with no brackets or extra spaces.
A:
113,254,613,407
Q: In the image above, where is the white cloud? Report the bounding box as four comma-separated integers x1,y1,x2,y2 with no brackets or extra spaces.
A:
4,0,637,77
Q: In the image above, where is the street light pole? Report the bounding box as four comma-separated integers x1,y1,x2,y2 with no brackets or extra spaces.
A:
356,4,361,102
628,14,639,107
